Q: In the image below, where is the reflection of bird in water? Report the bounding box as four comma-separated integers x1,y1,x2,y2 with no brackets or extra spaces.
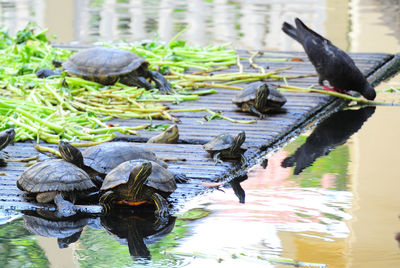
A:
229,174,248,204
282,18,376,100
281,106,376,175
22,210,89,248
101,209,176,260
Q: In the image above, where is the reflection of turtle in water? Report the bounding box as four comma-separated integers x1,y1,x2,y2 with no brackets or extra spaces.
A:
37,47,171,93
203,131,247,164
17,159,96,207
99,160,179,217
58,141,168,188
22,212,89,248
232,82,287,118
0,128,15,167
101,210,176,259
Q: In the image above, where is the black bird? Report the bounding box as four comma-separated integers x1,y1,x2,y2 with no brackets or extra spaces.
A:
282,18,376,100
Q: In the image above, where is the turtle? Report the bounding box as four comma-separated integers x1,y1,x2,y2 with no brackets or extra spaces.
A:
17,159,96,205
202,131,247,164
232,82,287,118
99,160,177,217
147,124,179,144
0,128,16,167
58,141,168,188
62,47,171,92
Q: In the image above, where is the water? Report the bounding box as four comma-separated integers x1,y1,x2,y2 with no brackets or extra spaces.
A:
1,0,400,267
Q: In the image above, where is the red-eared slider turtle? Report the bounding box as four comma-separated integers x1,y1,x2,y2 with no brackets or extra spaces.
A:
99,160,177,217
147,124,179,144
232,82,287,118
203,131,246,164
0,128,15,167
17,159,96,204
62,47,171,93
58,141,168,187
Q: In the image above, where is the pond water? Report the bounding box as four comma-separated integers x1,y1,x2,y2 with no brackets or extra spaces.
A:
1,0,400,267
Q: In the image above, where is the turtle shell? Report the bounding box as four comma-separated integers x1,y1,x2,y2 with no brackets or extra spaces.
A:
202,133,236,153
81,142,167,174
232,82,286,108
232,82,260,104
17,159,95,193
63,47,148,85
100,160,176,194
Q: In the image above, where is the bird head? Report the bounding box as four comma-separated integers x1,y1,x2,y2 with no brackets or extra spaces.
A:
361,83,376,100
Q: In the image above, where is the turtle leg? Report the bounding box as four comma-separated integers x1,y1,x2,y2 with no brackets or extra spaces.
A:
150,71,172,93
240,154,246,165
212,152,223,165
151,192,169,218
54,193,77,217
120,74,153,90
99,190,117,214
248,104,266,119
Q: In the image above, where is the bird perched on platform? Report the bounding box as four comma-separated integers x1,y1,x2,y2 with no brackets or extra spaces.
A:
282,18,376,100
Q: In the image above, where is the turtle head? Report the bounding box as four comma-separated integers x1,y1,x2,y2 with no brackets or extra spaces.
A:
58,140,84,167
148,124,179,144
128,161,153,198
162,124,179,143
0,128,16,151
255,83,270,109
231,131,246,153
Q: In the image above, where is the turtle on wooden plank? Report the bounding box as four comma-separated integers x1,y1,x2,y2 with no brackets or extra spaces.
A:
202,131,247,164
232,82,286,118
37,47,171,93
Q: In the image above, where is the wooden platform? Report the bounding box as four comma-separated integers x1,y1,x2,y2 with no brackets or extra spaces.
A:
0,50,399,213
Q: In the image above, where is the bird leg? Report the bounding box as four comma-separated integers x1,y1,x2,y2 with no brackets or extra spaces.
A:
322,85,337,92
322,85,350,95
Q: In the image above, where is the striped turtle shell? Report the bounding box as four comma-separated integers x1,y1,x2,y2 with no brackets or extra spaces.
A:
81,142,167,175
100,159,176,195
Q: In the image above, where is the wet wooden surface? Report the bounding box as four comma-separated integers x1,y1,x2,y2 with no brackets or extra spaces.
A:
0,50,398,213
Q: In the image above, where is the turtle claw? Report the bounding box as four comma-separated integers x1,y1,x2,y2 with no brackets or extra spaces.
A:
150,71,172,93
154,207,169,218
174,173,188,184
152,192,169,219
99,190,116,214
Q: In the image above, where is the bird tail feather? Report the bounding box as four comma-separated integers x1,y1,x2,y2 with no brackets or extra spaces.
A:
294,18,328,43
281,22,301,43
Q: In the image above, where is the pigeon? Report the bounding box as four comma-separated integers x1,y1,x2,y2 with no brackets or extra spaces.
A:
282,18,376,100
